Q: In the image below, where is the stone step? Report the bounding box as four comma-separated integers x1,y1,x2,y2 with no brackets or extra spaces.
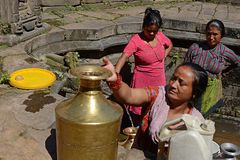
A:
197,0,240,5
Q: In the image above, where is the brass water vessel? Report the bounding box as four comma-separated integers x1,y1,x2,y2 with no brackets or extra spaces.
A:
118,127,138,150
55,65,123,160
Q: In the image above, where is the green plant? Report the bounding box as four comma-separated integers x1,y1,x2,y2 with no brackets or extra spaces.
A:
51,10,65,18
171,51,181,65
0,22,11,34
0,44,9,49
0,72,10,84
166,51,181,69
42,19,65,27
64,3,76,11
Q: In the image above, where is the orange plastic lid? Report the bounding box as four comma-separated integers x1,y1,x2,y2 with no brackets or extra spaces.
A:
10,68,56,89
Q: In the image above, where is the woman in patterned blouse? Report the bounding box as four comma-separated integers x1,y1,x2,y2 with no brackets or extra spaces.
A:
184,19,240,117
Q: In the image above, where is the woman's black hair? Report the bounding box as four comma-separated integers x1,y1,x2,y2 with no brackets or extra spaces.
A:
206,19,225,36
142,7,162,28
176,62,208,100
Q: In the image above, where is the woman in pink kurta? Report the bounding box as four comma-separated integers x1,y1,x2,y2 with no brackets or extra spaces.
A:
115,7,172,126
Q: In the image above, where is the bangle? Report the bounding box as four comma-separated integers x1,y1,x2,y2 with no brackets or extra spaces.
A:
108,73,122,90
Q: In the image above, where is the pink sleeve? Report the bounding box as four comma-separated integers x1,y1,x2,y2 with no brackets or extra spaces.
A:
123,35,138,57
158,32,171,47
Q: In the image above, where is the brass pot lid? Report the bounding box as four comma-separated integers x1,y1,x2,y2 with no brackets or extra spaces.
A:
70,65,112,81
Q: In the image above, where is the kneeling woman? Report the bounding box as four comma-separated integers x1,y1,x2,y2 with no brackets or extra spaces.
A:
103,58,208,159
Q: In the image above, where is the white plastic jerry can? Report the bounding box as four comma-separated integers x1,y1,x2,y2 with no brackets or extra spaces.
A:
158,114,215,160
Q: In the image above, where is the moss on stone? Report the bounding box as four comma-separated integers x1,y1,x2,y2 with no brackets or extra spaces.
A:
42,19,66,27
0,22,11,35
0,44,9,49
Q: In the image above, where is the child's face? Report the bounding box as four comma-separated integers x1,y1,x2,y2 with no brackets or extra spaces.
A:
143,24,159,41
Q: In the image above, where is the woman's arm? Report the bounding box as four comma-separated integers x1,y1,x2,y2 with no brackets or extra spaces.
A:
115,53,129,73
165,41,173,57
222,45,240,66
103,57,149,105
183,43,197,62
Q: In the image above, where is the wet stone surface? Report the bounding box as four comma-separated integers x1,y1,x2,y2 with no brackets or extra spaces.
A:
23,91,57,113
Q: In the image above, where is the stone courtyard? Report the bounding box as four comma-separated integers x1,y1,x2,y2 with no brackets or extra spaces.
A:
0,0,239,159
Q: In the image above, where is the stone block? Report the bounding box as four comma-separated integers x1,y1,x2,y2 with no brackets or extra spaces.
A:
41,0,81,7
62,21,116,40
214,12,228,20
162,18,199,32
178,11,199,19
232,0,240,5
180,2,202,12
25,31,65,54
80,0,103,4
114,16,142,34
79,11,120,21
163,29,202,41
2,54,44,73
31,40,103,57
12,91,65,130
99,34,129,51
199,3,216,16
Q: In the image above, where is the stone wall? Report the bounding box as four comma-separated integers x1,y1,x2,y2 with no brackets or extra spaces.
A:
0,0,43,34
0,0,19,23
40,0,189,7
39,0,240,7
197,0,240,5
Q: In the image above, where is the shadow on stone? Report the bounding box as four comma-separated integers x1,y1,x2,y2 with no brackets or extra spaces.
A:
120,62,132,85
45,129,57,160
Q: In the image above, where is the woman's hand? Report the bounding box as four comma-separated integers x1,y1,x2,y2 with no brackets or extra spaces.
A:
102,57,117,82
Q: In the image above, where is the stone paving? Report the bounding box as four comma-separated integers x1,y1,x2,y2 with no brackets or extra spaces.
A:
0,1,240,160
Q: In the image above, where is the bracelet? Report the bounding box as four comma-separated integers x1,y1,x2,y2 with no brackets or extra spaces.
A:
108,73,122,90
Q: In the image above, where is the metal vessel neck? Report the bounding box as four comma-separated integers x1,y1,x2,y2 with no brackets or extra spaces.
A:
79,79,102,92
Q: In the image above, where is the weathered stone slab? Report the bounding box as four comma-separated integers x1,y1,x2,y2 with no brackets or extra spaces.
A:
99,34,130,50
115,16,142,35
2,54,45,73
214,12,228,21
180,2,202,12
79,10,121,21
31,34,131,57
25,30,65,54
163,29,202,41
177,11,200,19
81,0,103,3
0,113,52,160
227,12,240,24
62,20,116,40
42,12,60,20
30,41,101,57
198,2,217,16
41,0,80,7
162,18,199,32
12,91,65,130
105,5,146,17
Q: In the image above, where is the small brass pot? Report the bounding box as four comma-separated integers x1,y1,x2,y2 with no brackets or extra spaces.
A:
119,127,138,150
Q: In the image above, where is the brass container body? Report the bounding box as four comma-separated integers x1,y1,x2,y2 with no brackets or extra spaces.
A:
55,65,123,160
